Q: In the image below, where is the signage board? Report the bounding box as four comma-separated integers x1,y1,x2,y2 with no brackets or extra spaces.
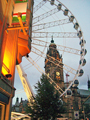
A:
12,0,28,25
74,111,79,119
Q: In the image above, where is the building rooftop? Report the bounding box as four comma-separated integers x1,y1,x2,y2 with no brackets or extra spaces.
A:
77,89,90,97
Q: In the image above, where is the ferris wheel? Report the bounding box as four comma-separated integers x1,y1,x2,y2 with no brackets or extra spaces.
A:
17,0,87,98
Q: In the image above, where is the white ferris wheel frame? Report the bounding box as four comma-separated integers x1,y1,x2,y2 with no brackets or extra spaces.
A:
17,0,86,99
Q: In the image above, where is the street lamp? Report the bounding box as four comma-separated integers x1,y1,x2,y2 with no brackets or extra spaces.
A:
82,105,85,120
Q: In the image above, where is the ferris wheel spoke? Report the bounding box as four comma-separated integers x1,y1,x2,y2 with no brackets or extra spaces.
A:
31,46,77,75
32,18,70,31
32,32,78,38
33,0,47,13
32,39,80,55
26,56,63,94
33,8,59,24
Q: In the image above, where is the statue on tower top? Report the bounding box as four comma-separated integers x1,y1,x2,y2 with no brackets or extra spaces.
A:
51,35,54,43
49,36,56,48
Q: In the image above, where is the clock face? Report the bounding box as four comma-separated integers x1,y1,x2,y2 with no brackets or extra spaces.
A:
47,73,49,76
56,72,60,76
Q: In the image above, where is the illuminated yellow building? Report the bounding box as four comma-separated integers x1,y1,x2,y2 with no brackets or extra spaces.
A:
0,0,33,119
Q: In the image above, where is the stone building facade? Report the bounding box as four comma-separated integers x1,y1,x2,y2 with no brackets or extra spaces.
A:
44,38,90,120
0,0,16,120
12,97,29,114
0,0,33,119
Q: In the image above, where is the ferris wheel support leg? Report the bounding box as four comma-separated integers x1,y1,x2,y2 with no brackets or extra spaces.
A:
16,64,35,104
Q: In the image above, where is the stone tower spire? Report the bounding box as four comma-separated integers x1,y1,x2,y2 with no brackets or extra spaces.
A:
51,35,54,43
44,37,64,90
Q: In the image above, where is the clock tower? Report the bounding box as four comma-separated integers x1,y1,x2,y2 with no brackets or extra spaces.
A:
44,37,65,90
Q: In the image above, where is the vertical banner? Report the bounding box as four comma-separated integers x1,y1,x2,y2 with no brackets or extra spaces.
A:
12,0,28,25
74,111,79,119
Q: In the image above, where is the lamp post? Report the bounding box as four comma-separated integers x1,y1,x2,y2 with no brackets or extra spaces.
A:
83,105,85,120
71,105,74,120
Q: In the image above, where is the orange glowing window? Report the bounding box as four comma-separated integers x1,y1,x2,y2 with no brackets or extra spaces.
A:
2,63,10,75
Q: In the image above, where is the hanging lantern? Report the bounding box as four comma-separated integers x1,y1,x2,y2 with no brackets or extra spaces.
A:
78,69,84,77
77,31,82,38
64,9,68,16
57,4,62,10
80,49,87,56
79,39,86,47
69,16,74,22
79,59,86,66
73,79,79,87
50,0,54,5
65,89,72,97
74,23,79,30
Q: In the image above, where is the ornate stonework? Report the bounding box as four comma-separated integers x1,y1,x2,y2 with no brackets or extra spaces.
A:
44,38,90,120
44,37,64,90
